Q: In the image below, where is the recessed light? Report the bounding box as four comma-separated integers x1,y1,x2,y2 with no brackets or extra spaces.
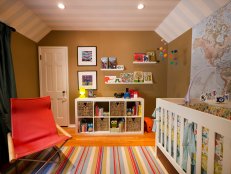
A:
57,3,65,9
137,3,144,10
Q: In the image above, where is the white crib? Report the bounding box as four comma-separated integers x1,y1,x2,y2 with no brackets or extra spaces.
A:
155,98,231,174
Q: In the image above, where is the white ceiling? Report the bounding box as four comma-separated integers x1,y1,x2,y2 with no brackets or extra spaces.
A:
0,0,229,43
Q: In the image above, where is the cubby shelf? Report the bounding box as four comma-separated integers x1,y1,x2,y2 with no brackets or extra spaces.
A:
75,97,144,135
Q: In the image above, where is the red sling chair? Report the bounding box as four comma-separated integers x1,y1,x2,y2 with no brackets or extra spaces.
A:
7,96,72,173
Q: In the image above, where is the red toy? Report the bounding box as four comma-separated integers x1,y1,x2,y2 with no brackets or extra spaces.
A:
144,117,154,133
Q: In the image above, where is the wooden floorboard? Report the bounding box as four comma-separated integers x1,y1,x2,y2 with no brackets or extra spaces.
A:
63,127,155,146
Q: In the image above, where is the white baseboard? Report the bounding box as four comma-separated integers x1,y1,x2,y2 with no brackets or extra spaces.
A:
68,124,76,128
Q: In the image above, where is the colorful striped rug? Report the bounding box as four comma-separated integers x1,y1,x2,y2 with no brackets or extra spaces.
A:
6,146,164,174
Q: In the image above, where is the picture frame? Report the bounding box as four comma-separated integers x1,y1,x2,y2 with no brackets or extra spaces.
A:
77,46,97,66
88,89,95,97
78,71,97,89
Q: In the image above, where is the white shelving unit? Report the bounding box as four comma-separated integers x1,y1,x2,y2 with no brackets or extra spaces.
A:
75,97,144,135
133,61,159,64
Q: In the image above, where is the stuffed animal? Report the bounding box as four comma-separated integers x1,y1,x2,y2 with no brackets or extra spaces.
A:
111,120,117,128
144,117,154,133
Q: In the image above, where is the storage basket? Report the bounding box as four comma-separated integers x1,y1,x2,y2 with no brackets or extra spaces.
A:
110,102,125,116
126,118,141,132
94,118,109,131
77,102,93,116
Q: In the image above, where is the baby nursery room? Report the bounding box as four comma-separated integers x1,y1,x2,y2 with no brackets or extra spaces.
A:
0,0,231,173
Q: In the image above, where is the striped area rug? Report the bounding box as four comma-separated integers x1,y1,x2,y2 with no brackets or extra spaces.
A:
6,146,164,174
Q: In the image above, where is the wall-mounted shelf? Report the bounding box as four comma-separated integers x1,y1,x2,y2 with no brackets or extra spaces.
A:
101,68,124,71
105,82,153,85
133,61,159,64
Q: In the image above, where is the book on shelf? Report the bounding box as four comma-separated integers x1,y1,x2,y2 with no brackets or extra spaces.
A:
133,71,144,82
120,73,133,83
109,57,117,69
101,57,108,69
143,72,152,83
134,53,145,62
138,105,142,116
104,76,116,84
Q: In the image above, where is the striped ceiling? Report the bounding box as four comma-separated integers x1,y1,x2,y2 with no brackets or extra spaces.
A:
156,0,230,43
0,0,229,43
0,0,51,42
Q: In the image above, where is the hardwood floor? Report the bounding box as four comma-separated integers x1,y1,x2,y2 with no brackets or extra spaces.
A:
63,127,155,146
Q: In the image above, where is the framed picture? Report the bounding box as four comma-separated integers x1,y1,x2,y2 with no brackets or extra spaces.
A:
77,46,97,66
88,89,95,97
78,71,97,89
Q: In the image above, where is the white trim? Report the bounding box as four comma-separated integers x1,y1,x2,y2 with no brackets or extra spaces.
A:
68,124,76,128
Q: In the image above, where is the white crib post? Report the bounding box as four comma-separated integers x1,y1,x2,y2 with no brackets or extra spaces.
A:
222,137,231,174
155,107,160,152
196,124,202,174
207,130,215,174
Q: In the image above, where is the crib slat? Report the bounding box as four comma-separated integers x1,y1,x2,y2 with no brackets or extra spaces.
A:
160,108,163,146
173,113,177,161
179,116,184,167
222,136,231,174
186,120,192,174
168,111,172,154
164,109,167,149
196,124,202,174
207,130,215,174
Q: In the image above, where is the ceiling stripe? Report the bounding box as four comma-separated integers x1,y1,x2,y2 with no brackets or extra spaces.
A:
0,0,50,42
155,0,230,43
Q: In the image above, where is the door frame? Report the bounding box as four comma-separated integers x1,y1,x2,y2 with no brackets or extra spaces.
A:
38,46,70,126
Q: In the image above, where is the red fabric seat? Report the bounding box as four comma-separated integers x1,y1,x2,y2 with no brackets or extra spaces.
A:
8,96,71,171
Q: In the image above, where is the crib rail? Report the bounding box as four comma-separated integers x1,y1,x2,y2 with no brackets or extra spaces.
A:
156,98,231,174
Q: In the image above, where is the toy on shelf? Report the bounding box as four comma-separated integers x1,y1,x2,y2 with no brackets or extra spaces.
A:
124,88,130,99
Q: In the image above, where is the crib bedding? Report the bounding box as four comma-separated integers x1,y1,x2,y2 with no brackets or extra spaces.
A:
158,102,230,174
188,102,231,120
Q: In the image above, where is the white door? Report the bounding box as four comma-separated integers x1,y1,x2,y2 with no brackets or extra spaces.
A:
39,46,69,126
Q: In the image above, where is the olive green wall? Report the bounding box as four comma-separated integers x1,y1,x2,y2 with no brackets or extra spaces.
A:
11,32,39,98
39,31,167,124
167,29,192,98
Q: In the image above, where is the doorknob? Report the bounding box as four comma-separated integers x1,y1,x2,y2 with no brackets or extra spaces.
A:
62,91,66,94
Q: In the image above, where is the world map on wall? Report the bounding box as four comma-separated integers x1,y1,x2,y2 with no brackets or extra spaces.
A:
191,1,231,98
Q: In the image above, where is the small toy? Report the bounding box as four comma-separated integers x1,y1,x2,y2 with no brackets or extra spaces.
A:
111,120,117,128
88,123,93,132
144,117,154,133
127,108,132,116
114,93,124,98
124,88,130,99
216,96,225,103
